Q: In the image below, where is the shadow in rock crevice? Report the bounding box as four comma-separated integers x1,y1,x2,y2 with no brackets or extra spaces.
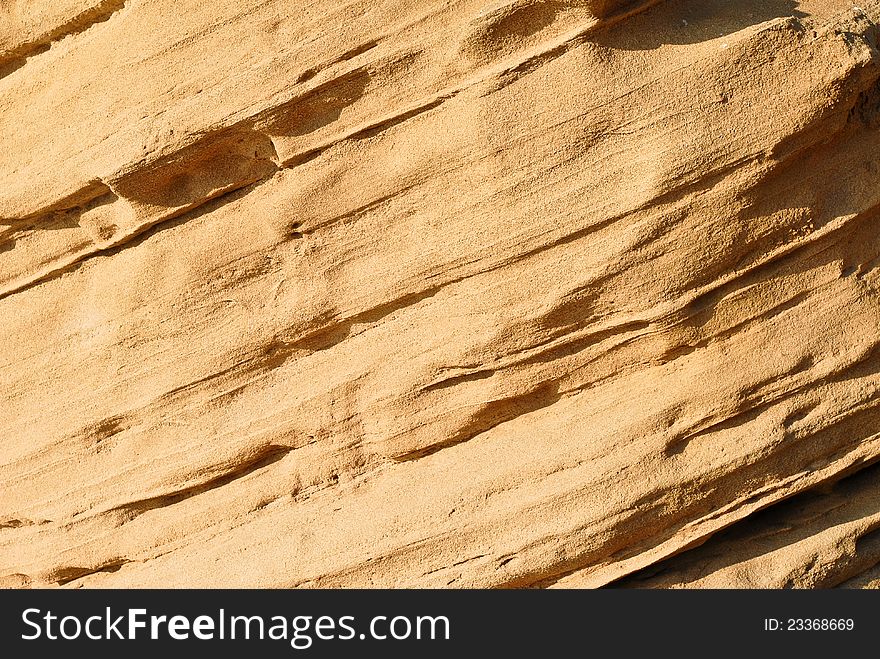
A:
592,0,806,50
611,457,880,588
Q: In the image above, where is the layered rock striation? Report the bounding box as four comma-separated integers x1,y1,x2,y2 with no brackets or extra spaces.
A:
2,0,880,588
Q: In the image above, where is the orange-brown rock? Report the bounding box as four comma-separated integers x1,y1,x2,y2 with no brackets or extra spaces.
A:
2,0,880,588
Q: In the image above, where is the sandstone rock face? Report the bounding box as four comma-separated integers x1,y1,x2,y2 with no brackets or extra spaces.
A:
2,0,880,589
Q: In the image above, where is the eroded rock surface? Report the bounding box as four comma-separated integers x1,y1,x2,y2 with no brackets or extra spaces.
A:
2,0,880,588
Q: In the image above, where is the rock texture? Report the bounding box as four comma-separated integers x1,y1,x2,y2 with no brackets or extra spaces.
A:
2,0,880,589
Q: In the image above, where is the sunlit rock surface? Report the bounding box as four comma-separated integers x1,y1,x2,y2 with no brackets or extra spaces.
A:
2,0,880,588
